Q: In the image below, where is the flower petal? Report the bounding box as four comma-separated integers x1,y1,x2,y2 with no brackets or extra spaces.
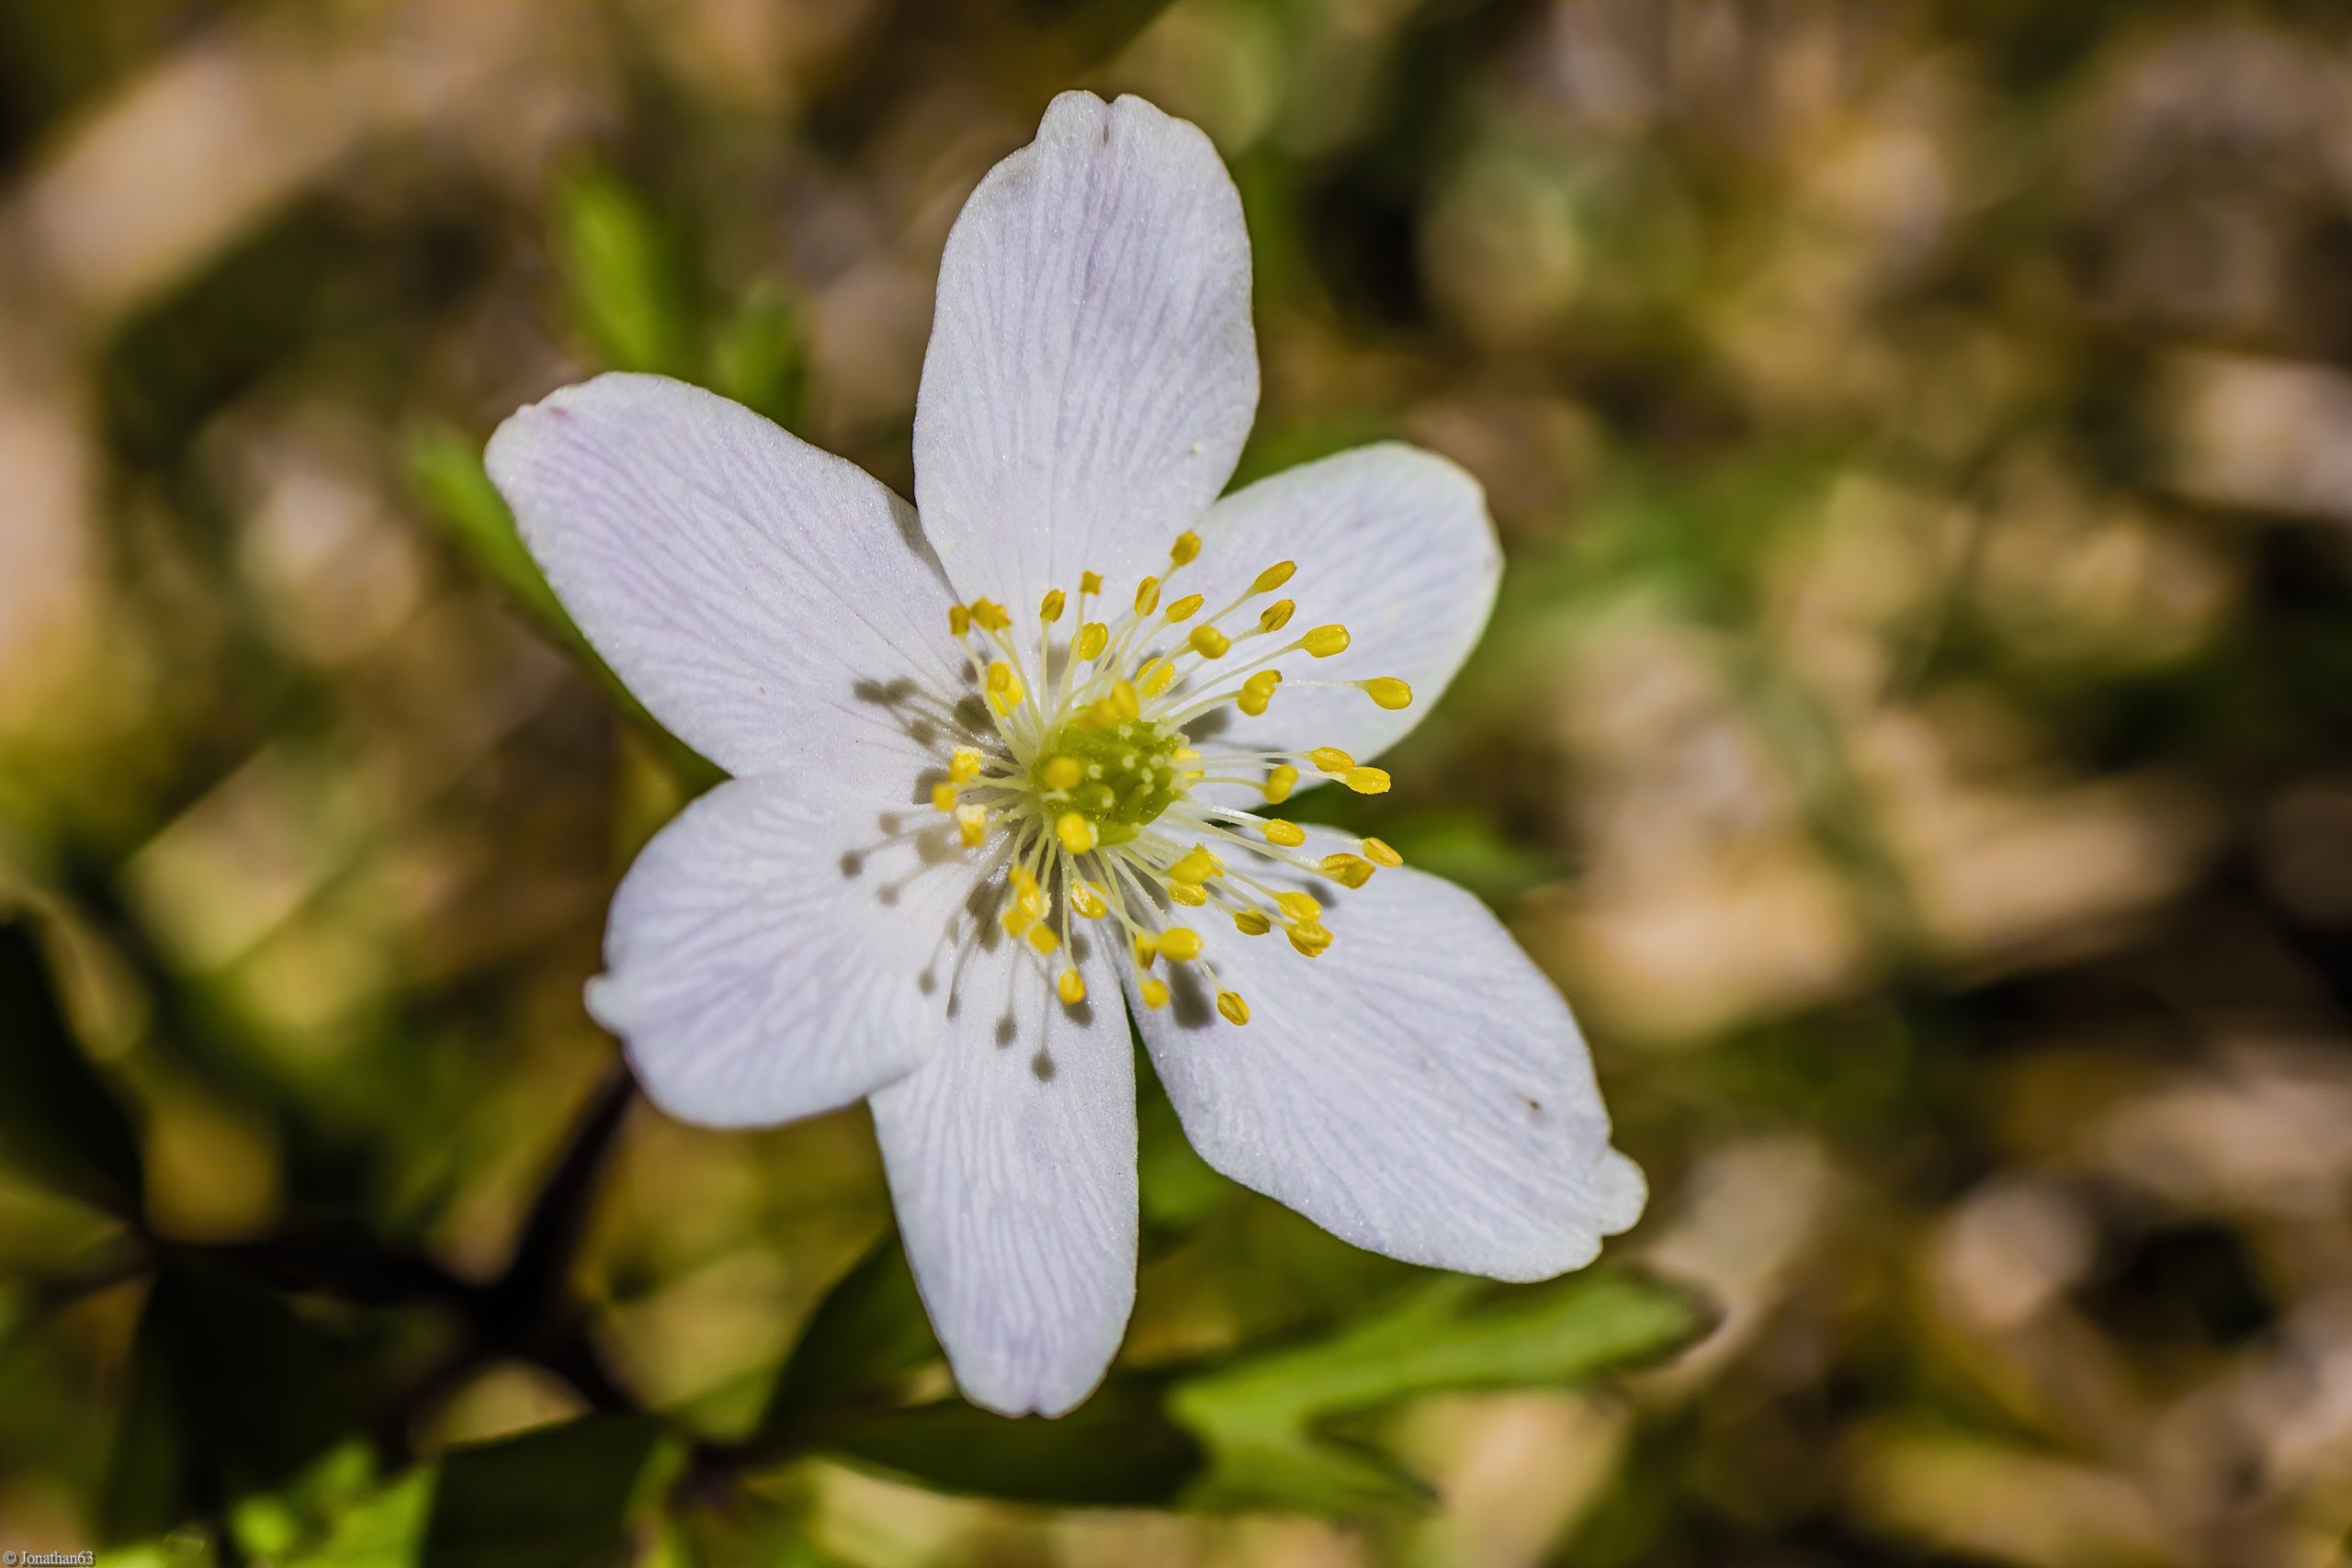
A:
1132,848,1642,1280
915,91,1257,612
489,372,968,782
1182,443,1499,771
590,773,974,1128
870,931,1137,1416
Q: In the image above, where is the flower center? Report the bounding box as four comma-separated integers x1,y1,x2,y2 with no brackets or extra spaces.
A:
924,530,1417,1022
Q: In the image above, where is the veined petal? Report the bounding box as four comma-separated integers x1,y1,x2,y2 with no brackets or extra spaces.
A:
1131,844,1642,1280
871,931,1136,1416
1185,444,1498,773
489,373,969,782
590,773,972,1128
915,91,1257,611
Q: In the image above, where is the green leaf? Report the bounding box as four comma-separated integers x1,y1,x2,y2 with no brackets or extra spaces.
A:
0,918,144,1216
556,167,696,378
422,1416,673,1568
752,1235,935,1440
829,1374,1204,1507
405,425,571,635
709,286,808,432
1170,1269,1713,1512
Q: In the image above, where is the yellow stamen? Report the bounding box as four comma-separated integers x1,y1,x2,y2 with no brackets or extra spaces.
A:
931,783,958,812
1081,570,1103,594
1302,624,1351,658
1319,853,1375,888
1135,576,1161,615
1057,969,1087,1006
1362,837,1403,867
1133,932,1159,968
1251,560,1296,594
1040,589,1067,623
1341,766,1390,795
1263,764,1299,804
1361,677,1413,710
1140,658,1178,696
1043,755,1082,791
1288,921,1334,957
1170,881,1207,906
950,747,983,784
1056,811,1099,853
986,660,1024,713
956,804,987,847
972,599,1011,632
1258,600,1295,633
1074,622,1109,660
1263,819,1306,847
1169,847,1220,885
1159,927,1204,962
1188,626,1231,659
1216,990,1250,1026
1029,925,1060,955
1239,670,1281,716
1165,592,1204,623
1234,908,1272,936
1140,977,1170,1010
1309,747,1355,774
1275,890,1322,924
1002,907,1034,939
949,604,971,637
1170,531,1203,567
1070,882,1107,919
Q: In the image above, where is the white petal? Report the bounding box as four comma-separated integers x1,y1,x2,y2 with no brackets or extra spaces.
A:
590,773,974,1128
870,931,1137,1416
1132,848,1642,1280
1182,444,1498,771
915,91,1257,611
489,373,969,782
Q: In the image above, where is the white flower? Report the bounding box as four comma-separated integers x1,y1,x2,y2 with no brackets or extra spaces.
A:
487,92,1645,1417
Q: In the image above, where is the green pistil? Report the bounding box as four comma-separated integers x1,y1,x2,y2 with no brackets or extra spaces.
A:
1033,717,1184,844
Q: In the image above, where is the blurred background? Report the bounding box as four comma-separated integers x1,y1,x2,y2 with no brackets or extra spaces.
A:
6,0,2352,1563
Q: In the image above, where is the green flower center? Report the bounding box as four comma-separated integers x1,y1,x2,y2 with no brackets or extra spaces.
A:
1030,717,1184,845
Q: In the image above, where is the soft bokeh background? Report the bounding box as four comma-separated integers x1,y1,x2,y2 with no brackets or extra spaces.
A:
6,1,2352,1563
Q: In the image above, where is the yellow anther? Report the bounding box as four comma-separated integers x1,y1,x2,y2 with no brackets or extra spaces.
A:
1263,819,1306,848
986,660,1024,713
1080,697,1121,728
1074,622,1109,660
955,804,987,847
1263,764,1299,804
1170,531,1203,567
1238,669,1282,716
1275,890,1323,924
1081,570,1103,595
1362,677,1413,710
1216,990,1250,1026
1002,907,1035,939
1169,847,1219,886
1342,766,1391,795
1140,658,1178,696
1259,599,1295,633
1319,852,1375,888
1303,624,1351,658
1170,881,1207,907
1132,932,1159,968
1251,560,1296,594
949,604,971,637
1234,908,1272,936
950,746,983,784
1056,811,1099,853
1165,592,1204,623
1140,977,1171,1010
1043,755,1083,791
1070,882,1107,919
1309,747,1355,774
1174,747,1202,761
1135,576,1161,615
1040,589,1067,623
1288,921,1334,957
1189,626,1231,659
1111,680,1141,720
1159,927,1204,962
1029,925,1060,955
972,599,1011,632
1057,969,1087,1006
1363,837,1403,868
931,783,958,813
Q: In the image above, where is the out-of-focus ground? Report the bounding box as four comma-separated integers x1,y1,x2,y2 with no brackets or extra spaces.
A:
6,2,2352,1565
